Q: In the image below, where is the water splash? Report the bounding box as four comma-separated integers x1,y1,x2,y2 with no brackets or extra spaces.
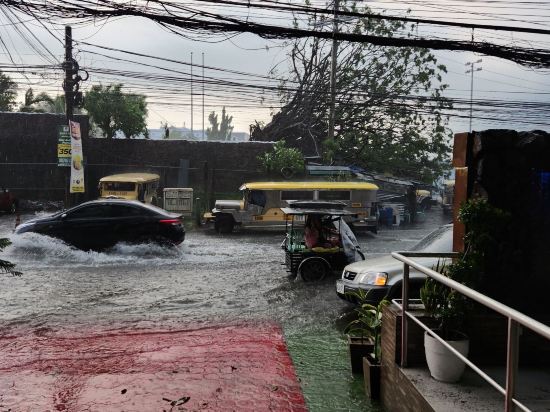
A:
4,232,234,268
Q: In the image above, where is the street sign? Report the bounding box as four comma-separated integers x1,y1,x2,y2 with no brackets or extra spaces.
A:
57,125,71,167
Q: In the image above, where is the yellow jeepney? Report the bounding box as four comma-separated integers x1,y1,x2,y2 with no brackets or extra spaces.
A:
209,181,379,233
98,173,160,204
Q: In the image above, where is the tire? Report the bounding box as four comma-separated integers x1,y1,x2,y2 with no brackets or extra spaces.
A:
298,258,329,282
215,215,234,234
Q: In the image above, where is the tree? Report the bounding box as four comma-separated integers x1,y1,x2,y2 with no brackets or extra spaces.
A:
49,95,67,114
258,140,305,178
254,1,452,182
119,93,149,139
19,88,54,113
84,84,148,138
206,107,234,141
0,72,17,112
0,238,20,277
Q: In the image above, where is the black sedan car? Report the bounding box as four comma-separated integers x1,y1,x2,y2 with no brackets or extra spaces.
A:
15,199,185,250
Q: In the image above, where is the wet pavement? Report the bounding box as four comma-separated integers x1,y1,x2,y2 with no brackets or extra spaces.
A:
0,322,306,412
0,209,449,411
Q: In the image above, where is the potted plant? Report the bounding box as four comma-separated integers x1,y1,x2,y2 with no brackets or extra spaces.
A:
420,199,511,383
420,269,470,383
344,289,389,399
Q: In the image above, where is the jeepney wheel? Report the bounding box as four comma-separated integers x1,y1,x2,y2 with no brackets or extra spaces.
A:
298,257,329,282
215,215,234,234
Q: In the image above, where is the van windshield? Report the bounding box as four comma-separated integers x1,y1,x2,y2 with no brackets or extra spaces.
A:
102,182,136,192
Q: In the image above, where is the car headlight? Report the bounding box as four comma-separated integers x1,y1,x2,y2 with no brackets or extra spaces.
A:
358,272,388,286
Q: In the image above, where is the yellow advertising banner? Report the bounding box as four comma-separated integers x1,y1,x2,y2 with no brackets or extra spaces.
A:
69,120,85,193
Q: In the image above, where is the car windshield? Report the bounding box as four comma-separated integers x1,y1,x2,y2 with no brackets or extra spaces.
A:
410,225,453,253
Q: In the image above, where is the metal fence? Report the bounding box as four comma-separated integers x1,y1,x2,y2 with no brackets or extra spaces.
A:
391,251,550,412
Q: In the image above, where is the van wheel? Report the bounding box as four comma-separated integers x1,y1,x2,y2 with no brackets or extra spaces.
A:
298,258,329,282
215,215,234,234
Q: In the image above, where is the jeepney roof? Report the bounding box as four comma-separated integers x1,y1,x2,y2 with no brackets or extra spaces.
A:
239,181,379,191
281,200,357,216
99,173,160,183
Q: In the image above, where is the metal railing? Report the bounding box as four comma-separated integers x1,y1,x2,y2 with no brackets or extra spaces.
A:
391,251,550,412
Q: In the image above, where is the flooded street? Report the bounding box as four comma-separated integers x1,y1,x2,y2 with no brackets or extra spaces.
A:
0,210,449,411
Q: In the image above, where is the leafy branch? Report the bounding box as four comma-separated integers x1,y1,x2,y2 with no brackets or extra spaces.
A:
0,238,21,277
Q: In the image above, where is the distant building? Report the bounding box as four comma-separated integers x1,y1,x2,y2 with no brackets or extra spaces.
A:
90,126,250,141
148,127,249,142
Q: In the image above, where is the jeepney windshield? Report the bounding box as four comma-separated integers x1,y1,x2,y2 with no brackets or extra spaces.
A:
102,182,136,192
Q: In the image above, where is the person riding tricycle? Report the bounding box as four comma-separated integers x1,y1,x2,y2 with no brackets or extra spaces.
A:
281,200,365,281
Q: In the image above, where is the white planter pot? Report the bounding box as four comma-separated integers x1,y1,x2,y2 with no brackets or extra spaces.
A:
424,330,469,383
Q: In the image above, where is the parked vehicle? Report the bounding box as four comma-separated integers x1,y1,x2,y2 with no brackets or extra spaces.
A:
14,199,184,250
442,180,455,215
0,188,17,213
99,173,160,204
282,200,365,281
207,181,379,234
336,224,453,304
416,189,433,211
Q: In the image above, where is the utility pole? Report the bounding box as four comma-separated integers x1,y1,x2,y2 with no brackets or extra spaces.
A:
327,0,339,141
190,52,194,138
62,26,74,208
465,58,482,132
202,52,205,140
63,26,74,122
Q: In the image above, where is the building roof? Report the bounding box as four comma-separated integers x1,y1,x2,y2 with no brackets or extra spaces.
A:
239,181,379,191
99,173,160,183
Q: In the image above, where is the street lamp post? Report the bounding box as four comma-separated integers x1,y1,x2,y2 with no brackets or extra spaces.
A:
465,58,482,132
327,0,339,141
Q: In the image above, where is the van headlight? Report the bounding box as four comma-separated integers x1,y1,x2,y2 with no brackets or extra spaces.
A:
358,272,388,286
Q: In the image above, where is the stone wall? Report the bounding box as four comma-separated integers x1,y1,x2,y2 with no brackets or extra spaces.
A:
0,112,274,204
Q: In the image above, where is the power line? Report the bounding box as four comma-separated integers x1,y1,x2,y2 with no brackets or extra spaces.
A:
4,0,550,68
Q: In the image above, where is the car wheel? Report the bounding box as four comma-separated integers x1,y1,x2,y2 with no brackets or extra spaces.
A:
298,258,329,282
215,215,234,234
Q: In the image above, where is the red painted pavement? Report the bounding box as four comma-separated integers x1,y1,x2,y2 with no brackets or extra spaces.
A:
0,322,307,411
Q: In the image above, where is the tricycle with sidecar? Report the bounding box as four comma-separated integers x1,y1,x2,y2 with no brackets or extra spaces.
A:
281,200,365,281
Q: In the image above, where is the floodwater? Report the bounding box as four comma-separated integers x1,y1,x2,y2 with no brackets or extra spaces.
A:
0,210,449,411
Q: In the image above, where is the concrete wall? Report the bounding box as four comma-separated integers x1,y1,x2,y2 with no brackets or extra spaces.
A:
0,112,274,204
453,129,550,314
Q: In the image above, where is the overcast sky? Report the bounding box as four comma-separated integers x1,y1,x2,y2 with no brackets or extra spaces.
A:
1,0,549,135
